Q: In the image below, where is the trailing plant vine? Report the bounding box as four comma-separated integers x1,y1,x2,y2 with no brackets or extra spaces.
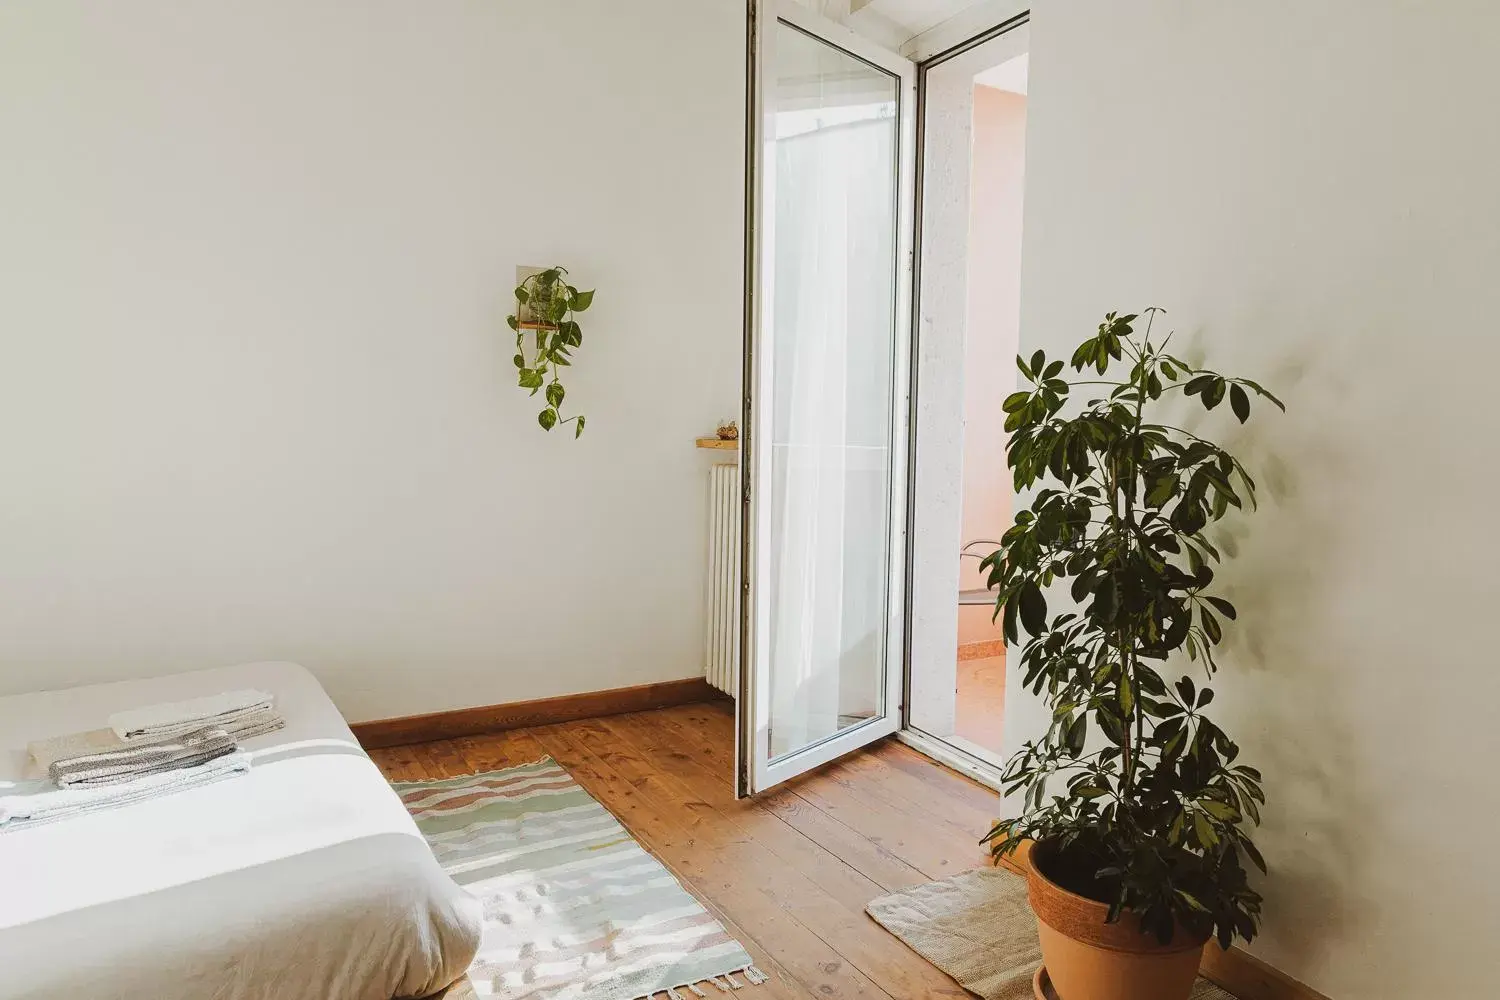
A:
980,309,1284,950
507,267,593,437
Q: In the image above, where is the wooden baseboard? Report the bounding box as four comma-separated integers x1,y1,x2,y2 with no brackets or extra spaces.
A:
1199,943,1330,1000
350,677,724,749
991,841,1328,1000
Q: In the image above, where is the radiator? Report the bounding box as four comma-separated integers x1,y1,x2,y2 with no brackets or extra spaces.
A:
705,462,741,697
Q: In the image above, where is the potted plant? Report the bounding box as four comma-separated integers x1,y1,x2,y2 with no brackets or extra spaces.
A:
507,266,594,438
980,310,1283,1000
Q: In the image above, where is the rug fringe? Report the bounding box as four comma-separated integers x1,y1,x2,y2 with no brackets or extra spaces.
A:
636,971,767,1000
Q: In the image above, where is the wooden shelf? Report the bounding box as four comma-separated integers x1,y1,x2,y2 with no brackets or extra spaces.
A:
696,437,739,450
516,321,559,331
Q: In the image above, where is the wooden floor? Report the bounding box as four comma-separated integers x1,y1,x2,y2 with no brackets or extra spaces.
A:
369,699,1004,1000
954,653,1006,754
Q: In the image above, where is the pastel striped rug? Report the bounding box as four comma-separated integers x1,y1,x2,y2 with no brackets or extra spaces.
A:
395,757,766,1000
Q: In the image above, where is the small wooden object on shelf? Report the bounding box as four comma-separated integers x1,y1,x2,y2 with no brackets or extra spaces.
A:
696,437,738,450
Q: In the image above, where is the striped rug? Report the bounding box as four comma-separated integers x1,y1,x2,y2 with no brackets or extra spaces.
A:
395,757,766,1000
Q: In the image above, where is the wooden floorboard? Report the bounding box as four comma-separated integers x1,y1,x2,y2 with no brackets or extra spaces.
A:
368,700,1002,1000
371,703,1317,1000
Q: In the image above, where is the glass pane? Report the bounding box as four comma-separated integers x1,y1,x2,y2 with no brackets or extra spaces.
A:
765,21,899,761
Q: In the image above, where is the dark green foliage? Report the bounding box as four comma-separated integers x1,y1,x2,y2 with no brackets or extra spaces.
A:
506,267,592,437
980,309,1283,950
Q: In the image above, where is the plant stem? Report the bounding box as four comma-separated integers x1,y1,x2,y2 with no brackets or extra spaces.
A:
1117,313,1156,819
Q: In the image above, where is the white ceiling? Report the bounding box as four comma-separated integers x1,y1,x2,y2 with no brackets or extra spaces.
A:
853,0,981,38
973,51,1028,94
793,0,997,51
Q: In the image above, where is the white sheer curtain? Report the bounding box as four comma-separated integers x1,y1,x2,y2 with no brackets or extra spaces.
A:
766,100,897,759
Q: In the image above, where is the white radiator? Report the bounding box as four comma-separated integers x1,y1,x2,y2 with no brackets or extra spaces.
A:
705,462,741,697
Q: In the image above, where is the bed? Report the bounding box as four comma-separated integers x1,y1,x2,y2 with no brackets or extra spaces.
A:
0,661,482,1000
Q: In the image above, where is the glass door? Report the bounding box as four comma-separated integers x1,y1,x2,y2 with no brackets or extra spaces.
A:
738,0,915,797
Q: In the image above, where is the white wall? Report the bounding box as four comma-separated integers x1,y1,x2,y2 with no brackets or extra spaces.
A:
1009,3,1500,997
0,1,744,722
956,83,1024,645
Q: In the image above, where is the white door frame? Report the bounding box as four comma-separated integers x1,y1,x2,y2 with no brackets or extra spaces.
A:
737,0,917,798
897,11,1030,788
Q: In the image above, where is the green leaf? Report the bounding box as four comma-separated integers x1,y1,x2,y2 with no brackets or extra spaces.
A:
514,285,530,304
1018,583,1047,636
1094,575,1118,621
1175,675,1196,706
1146,474,1179,507
518,369,544,389
1194,811,1219,847
506,314,520,332
1065,714,1087,754
1241,837,1268,873
1243,379,1287,411
538,408,558,431
572,289,595,311
1201,800,1238,821
546,382,565,408
1204,378,1227,410
574,414,586,438
1230,383,1250,423
1205,595,1237,620
1201,607,1223,643
513,353,525,369
1002,391,1031,413
1184,375,1215,396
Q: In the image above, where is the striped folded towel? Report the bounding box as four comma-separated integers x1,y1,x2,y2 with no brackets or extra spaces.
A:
49,726,236,787
0,750,251,830
108,689,277,741
28,709,285,774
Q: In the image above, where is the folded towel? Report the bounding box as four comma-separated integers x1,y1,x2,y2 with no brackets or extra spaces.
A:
217,708,286,743
28,709,285,773
27,728,127,772
0,750,251,830
49,726,237,787
108,689,275,741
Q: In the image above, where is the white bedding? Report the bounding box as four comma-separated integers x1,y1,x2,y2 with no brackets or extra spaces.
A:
0,662,482,1000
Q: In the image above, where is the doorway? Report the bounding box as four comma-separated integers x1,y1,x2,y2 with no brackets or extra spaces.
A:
737,5,1030,797
904,17,1030,782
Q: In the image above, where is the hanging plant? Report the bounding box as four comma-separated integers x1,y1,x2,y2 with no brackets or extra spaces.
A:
506,266,593,438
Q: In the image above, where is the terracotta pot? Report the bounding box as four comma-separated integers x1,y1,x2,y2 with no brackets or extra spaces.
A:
1026,838,1208,1000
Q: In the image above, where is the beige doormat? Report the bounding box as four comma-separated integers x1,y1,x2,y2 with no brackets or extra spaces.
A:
865,866,1236,1000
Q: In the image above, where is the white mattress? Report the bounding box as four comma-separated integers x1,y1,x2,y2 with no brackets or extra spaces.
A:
0,661,482,1000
